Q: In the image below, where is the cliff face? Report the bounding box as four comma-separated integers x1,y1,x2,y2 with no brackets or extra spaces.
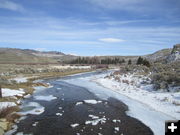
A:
167,44,180,63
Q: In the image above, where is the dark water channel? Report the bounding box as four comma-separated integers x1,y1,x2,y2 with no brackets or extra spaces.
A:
12,72,153,135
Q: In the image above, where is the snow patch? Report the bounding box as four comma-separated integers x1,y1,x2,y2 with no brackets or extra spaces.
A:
84,100,102,104
10,77,28,83
85,115,106,126
24,94,31,98
76,102,83,105
56,113,63,116
32,122,39,127
2,88,25,97
88,115,99,119
112,119,121,123
70,123,79,128
0,102,16,109
33,95,57,101
114,127,119,132
85,118,106,125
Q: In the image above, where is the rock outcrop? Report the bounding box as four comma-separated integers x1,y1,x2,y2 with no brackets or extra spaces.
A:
144,48,172,62
166,44,180,63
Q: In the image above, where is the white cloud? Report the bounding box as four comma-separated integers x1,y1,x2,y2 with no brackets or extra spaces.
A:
0,16,180,51
0,0,24,12
99,38,125,43
86,0,174,14
104,20,151,26
87,0,145,10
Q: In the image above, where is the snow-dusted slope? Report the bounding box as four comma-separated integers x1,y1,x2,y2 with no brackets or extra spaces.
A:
93,73,180,119
167,44,180,63
64,72,176,135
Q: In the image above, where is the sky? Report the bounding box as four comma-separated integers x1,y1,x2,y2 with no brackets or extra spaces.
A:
0,0,180,56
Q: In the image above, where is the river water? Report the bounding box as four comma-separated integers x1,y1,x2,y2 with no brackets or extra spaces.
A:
9,71,154,135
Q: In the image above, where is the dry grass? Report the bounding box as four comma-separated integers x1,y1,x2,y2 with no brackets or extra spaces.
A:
0,69,93,98
6,113,21,123
0,106,20,121
122,79,130,84
172,101,180,106
28,69,92,81
0,97,17,102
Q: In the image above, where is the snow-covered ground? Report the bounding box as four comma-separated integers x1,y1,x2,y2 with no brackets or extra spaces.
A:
0,88,25,110
3,71,179,135
0,85,51,111
50,65,91,70
64,72,177,135
0,102,17,110
92,73,180,119
2,88,25,97
9,77,28,83
0,88,26,109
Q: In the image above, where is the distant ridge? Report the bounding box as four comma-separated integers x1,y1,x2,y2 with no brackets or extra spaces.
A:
0,48,63,64
0,44,179,64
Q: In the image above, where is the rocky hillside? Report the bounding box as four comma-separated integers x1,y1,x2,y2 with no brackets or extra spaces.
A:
166,44,180,63
98,44,179,64
144,48,172,62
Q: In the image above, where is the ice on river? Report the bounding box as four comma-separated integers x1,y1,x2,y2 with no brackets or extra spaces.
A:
64,72,175,135
84,100,102,104
19,102,45,115
33,95,57,101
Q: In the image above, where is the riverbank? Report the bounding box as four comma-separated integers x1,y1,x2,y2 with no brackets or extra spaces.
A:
2,69,178,135
0,68,94,134
6,75,153,135
91,70,180,120
64,70,177,135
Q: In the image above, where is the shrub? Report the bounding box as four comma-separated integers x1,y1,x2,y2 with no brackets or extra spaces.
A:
136,57,151,67
0,77,10,85
0,106,20,119
128,59,132,65
136,57,144,65
151,69,180,91
142,59,151,67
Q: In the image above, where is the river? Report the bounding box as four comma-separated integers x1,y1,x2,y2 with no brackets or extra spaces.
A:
8,71,156,135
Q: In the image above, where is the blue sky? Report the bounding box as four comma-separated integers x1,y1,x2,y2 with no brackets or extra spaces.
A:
0,0,180,56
